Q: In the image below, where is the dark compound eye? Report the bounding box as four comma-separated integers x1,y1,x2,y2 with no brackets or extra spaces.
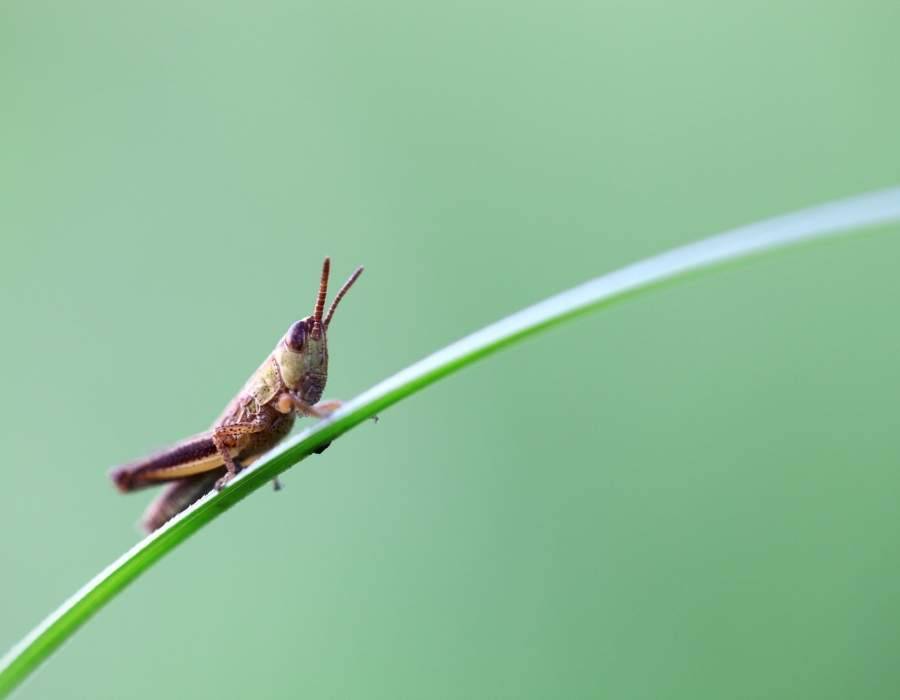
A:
286,319,308,351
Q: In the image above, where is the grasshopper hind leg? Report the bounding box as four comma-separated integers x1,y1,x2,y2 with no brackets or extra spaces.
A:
142,469,223,533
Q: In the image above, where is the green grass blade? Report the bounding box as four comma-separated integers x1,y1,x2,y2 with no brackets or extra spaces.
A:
2,186,899,697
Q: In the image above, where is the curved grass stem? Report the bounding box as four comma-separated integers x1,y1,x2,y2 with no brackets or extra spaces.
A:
2,186,900,697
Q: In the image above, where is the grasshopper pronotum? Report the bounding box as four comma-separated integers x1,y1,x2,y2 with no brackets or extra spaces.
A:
111,257,363,532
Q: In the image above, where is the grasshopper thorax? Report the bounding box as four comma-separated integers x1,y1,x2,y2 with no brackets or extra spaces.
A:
273,258,363,405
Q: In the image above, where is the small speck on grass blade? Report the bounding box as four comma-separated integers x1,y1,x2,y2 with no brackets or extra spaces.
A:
2,186,900,698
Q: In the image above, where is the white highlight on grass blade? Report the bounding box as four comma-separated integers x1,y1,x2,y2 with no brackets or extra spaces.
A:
2,186,899,698
341,186,900,418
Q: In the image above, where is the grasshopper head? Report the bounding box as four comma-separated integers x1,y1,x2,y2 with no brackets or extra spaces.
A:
275,258,364,404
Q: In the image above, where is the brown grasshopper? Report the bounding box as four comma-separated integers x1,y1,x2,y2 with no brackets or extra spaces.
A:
111,257,363,532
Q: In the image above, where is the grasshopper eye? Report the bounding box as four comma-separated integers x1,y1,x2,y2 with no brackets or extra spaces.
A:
286,319,308,351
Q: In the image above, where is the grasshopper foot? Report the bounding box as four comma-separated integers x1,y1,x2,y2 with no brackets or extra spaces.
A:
214,459,243,490
312,440,332,455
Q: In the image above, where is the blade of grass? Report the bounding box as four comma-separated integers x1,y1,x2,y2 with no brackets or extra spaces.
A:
2,186,900,697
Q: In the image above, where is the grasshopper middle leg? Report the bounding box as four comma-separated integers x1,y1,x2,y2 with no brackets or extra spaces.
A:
212,416,273,489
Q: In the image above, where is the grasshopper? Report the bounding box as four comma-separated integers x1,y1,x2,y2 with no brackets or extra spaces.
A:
111,257,363,532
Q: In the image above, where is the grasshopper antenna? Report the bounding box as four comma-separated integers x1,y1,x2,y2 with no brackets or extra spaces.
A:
324,265,364,329
313,257,331,325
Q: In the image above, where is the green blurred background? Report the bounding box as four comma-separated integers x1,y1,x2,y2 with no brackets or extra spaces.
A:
2,2,900,698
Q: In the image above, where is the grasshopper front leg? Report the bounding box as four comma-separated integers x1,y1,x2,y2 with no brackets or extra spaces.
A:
282,394,378,424
293,396,379,424
275,391,342,418
295,397,343,418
